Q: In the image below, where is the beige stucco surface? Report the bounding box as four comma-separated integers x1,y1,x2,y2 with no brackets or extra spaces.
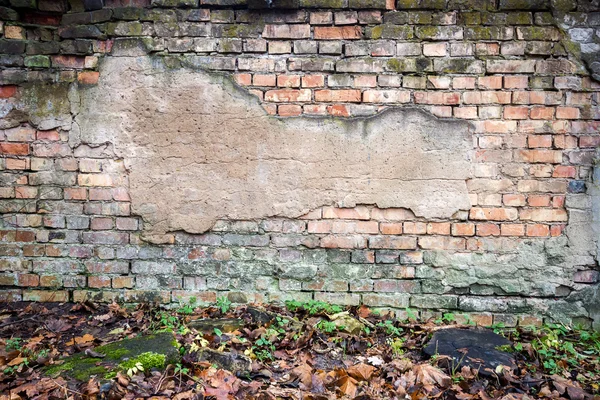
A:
75,57,473,240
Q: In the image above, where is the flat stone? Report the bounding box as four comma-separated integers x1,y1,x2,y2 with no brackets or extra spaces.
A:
423,328,516,375
188,318,245,333
197,349,252,375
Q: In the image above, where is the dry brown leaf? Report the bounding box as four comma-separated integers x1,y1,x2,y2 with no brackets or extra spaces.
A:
413,364,451,388
291,363,313,389
336,375,358,398
7,357,26,366
347,363,376,381
66,333,95,346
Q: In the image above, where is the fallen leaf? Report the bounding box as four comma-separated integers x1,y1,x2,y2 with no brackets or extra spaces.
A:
7,357,26,366
347,363,376,381
413,364,451,388
336,375,358,398
367,355,384,366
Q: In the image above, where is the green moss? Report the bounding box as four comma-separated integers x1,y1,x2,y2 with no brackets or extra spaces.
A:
119,352,166,371
368,25,383,40
297,0,344,7
461,12,481,25
44,332,179,381
507,12,532,25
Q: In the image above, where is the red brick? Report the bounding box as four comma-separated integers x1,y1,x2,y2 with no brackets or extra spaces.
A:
327,104,350,117
380,222,402,235
363,90,410,103
78,174,113,187
452,223,475,236
527,195,550,207
501,223,525,236
483,120,516,133
516,149,562,163
477,223,500,236
323,206,369,220
423,43,447,57
0,143,29,155
277,75,300,88
64,188,87,200
551,224,565,237
470,207,518,221
463,91,511,104
307,220,332,233
303,104,328,115
579,136,600,148
234,73,251,86
520,208,568,222
403,222,427,234
112,276,134,289
265,89,311,102
556,107,579,119
504,76,528,89
88,276,111,288
530,107,555,120
552,166,576,178
418,236,465,250
18,274,39,287
52,55,85,69
414,92,460,105
253,74,276,87
430,106,452,118
262,24,310,39
302,74,325,88
37,130,60,141
453,77,476,89
278,104,302,116
478,76,502,89
526,224,550,237
369,236,416,250
0,85,18,98
552,195,565,208
315,89,361,102
321,235,366,249
314,26,362,40
502,194,525,207
354,75,377,87
77,71,100,85
356,221,379,234
528,135,552,148
454,106,477,119
504,106,528,119
7,159,28,170
427,222,450,235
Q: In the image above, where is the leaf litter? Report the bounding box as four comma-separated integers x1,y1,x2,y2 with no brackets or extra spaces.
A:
0,300,599,399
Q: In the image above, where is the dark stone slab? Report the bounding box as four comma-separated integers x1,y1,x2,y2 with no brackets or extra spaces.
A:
423,328,516,375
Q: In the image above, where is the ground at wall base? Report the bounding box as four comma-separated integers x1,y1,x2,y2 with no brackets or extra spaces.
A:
1,300,599,398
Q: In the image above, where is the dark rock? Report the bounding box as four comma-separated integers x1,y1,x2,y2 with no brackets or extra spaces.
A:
423,328,516,375
197,349,251,374
0,40,26,54
58,25,105,39
188,317,244,333
247,306,276,325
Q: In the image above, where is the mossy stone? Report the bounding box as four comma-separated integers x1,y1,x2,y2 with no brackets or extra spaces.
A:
45,332,180,381
297,0,344,7
24,55,51,68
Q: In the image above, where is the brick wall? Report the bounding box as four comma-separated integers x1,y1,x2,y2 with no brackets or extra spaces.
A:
1,0,600,328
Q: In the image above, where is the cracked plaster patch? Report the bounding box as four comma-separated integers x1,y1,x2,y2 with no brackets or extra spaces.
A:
75,56,474,241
